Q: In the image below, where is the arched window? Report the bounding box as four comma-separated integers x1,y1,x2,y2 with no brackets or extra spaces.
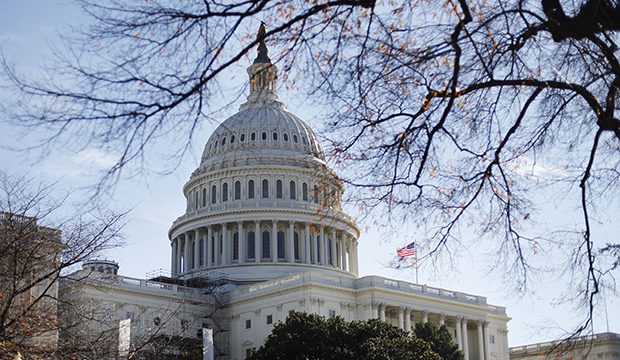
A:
222,183,229,202
272,132,278,141
303,183,308,201
247,231,255,260
262,179,269,198
313,185,319,204
323,189,327,206
222,137,227,145
276,180,283,199
202,188,207,207
235,181,241,200
290,181,296,200
211,185,217,204
251,132,256,141
293,134,299,143
277,231,285,259
195,191,198,210
240,133,246,142
262,132,267,140
248,180,255,199
262,231,270,259
233,232,239,261
283,133,289,142
317,235,321,263
294,232,300,260
231,135,235,144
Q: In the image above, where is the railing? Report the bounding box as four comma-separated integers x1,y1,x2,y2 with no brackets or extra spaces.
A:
170,200,357,228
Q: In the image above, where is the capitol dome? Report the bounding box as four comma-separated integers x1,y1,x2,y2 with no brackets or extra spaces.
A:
169,31,360,283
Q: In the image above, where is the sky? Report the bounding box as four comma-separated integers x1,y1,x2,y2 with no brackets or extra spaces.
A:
0,0,617,348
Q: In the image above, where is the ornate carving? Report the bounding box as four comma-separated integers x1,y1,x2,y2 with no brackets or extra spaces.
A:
438,312,446,321
298,298,306,306
348,303,356,310
310,297,319,304
318,299,325,305
254,309,260,315
421,309,430,317
398,306,405,314
275,304,283,311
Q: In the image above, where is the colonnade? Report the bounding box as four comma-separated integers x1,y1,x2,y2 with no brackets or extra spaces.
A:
170,220,359,276
368,304,495,360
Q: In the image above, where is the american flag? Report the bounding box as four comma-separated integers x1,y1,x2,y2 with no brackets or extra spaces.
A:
397,242,416,258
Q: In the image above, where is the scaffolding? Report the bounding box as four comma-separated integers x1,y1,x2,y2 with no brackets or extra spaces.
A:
146,270,232,360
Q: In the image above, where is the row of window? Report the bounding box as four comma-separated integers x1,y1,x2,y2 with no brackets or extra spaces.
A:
207,130,309,153
192,179,336,209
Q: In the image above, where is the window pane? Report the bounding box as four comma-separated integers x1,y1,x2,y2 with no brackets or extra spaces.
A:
313,185,319,204
317,235,321,263
248,180,255,199
233,232,239,260
223,183,228,202
262,179,269,198
303,183,308,201
202,188,207,207
276,180,283,199
262,231,270,259
212,185,217,204
235,181,241,200
247,231,255,259
290,181,296,200
294,232,300,260
277,231,285,259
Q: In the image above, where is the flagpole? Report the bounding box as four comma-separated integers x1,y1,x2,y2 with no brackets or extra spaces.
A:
415,243,419,284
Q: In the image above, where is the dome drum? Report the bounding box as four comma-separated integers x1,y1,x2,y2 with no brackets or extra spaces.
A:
169,37,360,283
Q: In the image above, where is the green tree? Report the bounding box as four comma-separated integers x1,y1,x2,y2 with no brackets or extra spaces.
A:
413,322,463,360
248,312,441,360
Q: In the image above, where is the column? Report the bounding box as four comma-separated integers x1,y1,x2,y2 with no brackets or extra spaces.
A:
477,320,485,360
483,321,490,360
214,227,220,266
183,232,190,273
207,226,212,267
455,316,463,350
439,312,446,326
371,302,379,319
320,226,326,265
422,310,429,323
353,238,359,274
171,238,177,276
311,225,317,264
404,307,412,332
398,306,404,330
221,223,228,265
462,317,470,360
194,229,200,269
271,220,278,262
502,329,509,360
238,221,245,264
330,231,337,267
347,234,353,272
287,221,295,262
304,222,311,264
379,303,386,321
255,220,261,263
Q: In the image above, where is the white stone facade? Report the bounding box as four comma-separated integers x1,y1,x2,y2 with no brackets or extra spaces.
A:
59,40,511,360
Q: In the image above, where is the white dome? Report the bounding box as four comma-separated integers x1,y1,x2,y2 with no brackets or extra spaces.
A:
200,101,326,166
169,38,359,283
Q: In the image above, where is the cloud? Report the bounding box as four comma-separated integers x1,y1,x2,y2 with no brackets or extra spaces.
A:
507,156,567,180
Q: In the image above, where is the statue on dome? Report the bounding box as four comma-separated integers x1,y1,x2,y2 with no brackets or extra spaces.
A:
254,22,272,64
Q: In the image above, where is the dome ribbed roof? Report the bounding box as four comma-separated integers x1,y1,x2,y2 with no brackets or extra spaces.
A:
200,101,325,165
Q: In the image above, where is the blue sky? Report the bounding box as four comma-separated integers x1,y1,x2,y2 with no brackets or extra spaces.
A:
0,0,617,347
